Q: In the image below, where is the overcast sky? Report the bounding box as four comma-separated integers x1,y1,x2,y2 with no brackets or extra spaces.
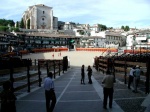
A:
0,0,150,28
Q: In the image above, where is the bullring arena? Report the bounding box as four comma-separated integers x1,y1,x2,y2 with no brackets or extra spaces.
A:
1,50,150,112
22,51,103,67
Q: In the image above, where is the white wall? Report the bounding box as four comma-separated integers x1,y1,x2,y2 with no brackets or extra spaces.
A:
36,6,52,29
90,31,106,37
126,35,135,49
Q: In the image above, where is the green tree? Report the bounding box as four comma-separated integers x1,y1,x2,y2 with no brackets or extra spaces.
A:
98,24,107,31
0,19,15,26
121,25,130,31
16,21,19,27
0,26,9,31
121,26,124,30
7,20,15,26
124,26,130,31
11,27,20,32
27,19,30,29
108,27,113,30
20,18,25,28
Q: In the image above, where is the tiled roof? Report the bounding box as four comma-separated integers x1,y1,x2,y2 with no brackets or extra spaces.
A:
81,36,103,38
26,33,74,38
15,32,76,38
106,32,122,36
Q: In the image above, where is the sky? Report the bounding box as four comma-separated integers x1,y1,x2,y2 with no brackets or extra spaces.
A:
0,0,150,28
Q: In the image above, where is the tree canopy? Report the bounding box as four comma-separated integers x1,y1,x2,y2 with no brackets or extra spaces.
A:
20,18,25,28
98,24,107,31
121,25,130,31
0,19,15,26
16,21,19,27
0,19,21,32
0,26,9,31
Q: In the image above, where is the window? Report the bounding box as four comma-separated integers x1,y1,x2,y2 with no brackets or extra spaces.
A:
43,11,45,14
42,18,44,21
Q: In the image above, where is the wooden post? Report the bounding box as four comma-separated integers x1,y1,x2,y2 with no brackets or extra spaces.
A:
46,60,49,75
53,60,55,79
35,59,36,66
112,59,116,82
59,60,60,76
30,58,32,66
124,60,127,84
95,57,99,71
9,59,14,92
146,60,150,94
38,60,41,87
27,59,30,92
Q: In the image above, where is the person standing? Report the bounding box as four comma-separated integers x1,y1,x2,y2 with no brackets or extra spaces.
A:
44,72,56,112
128,66,135,89
81,65,85,84
0,81,17,112
102,70,115,109
133,65,141,93
87,65,92,84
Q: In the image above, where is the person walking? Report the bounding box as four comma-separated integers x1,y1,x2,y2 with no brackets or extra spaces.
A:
128,66,135,89
87,65,92,84
102,70,115,109
0,81,17,112
81,65,85,84
133,65,141,93
44,72,56,112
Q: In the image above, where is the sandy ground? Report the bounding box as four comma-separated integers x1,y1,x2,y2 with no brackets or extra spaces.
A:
22,51,104,67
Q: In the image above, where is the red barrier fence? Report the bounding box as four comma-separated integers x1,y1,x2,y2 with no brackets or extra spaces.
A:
2,50,28,57
76,48,118,52
32,48,68,53
2,52,16,57
124,49,150,54
19,50,29,54
1,48,68,57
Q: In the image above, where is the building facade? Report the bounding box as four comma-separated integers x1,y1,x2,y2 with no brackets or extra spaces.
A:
126,31,150,50
22,4,58,30
105,32,126,48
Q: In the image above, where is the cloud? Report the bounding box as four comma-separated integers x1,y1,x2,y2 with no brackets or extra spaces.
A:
0,0,150,28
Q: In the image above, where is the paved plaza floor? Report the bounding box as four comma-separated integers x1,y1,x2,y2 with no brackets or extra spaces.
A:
16,66,150,112
16,66,121,112
15,51,150,112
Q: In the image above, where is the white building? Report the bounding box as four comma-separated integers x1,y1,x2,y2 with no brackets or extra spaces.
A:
63,22,76,30
90,31,126,48
90,24,101,32
105,32,126,48
90,31,105,37
22,4,58,30
93,37,106,48
79,37,104,48
126,34,135,49
126,30,150,50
